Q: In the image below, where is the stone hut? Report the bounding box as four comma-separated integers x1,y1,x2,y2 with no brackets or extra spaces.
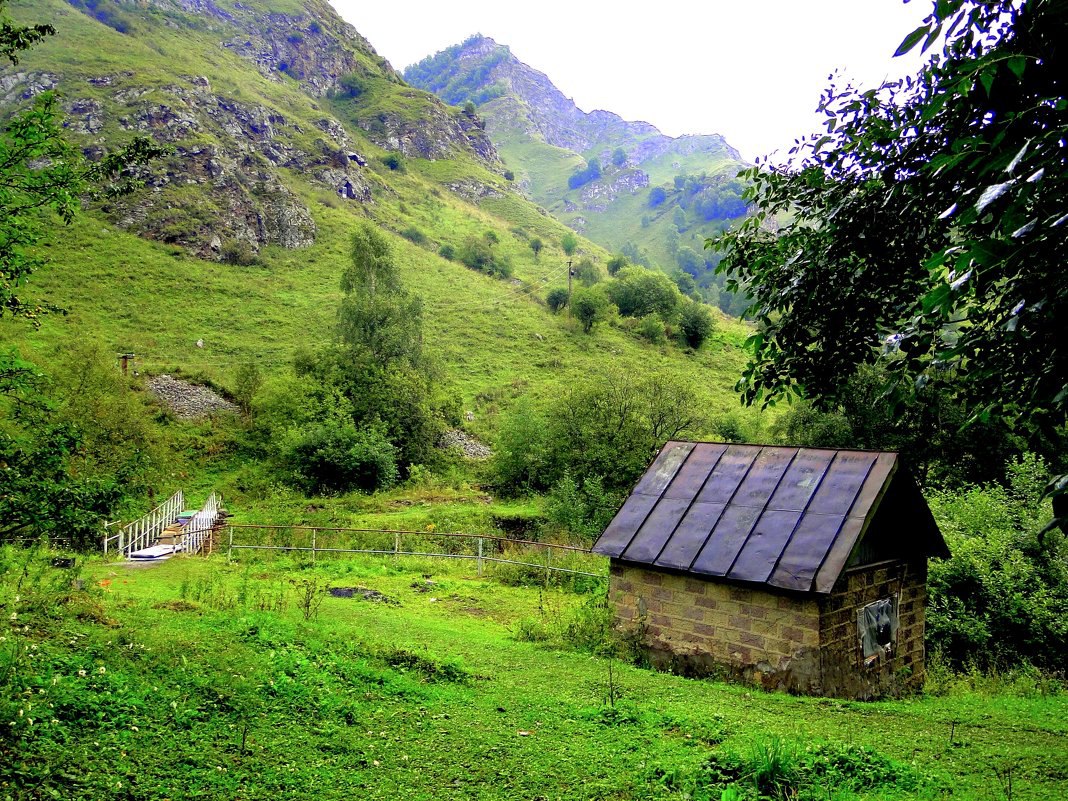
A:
592,441,949,699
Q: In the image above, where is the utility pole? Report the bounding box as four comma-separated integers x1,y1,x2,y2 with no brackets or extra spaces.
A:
566,259,574,317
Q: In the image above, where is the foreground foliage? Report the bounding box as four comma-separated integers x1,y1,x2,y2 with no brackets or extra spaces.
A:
1,550,1065,800
711,0,1067,498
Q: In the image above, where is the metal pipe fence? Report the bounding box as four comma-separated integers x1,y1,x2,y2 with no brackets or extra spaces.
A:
225,523,608,581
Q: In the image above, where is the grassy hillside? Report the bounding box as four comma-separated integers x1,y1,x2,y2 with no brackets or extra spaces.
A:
2,548,1065,800
2,0,754,396
0,0,764,534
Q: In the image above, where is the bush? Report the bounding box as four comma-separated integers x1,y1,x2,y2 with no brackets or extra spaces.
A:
546,287,569,313
283,420,398,494
676,301,714,349
490,397,551,492
648,186,667,207
220,239,259,266
545,471,621,538
437,243,455,260
381,153,404,171
568,158,601,190
492,371,703,498
337,72,366,99
926,454,1068,671
638,313,667,344
571,286,611,333
458,236,512,277
400,226,427,246
574,257,602,287
606,266,680,319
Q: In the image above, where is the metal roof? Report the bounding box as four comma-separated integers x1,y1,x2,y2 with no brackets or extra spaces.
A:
593,442,946,594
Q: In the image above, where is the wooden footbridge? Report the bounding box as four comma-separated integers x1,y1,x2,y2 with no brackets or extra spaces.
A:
102,490,224,560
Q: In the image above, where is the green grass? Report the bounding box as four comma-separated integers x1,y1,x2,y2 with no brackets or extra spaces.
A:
2,549,1065,800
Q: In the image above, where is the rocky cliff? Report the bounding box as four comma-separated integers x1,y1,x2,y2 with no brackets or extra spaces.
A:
5,0,501,260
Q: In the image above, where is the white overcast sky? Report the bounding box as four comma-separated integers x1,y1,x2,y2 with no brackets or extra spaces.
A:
328,1,932,162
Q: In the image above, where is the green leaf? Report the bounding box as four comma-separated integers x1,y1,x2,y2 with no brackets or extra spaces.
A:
1007,56,1027,80
921,283,952,314
894,25,930,57
979,68,995,96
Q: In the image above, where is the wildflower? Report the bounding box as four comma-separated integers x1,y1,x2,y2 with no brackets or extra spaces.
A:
97,666,106,674
78,670,86,677
131,725,139,732
8,613,15,621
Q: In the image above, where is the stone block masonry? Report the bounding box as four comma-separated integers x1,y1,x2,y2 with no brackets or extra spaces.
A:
609,563,823,694
609,559,929,699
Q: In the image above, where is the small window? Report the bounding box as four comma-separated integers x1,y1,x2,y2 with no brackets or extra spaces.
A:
857,597,899,666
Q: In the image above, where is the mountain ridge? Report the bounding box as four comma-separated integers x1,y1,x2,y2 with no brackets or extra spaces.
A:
404,34,752,313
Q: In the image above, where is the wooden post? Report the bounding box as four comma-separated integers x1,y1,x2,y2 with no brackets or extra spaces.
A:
477,537,483,577
566,260,573,317
228,526,234,562
394,531,399,558
311,528,317,564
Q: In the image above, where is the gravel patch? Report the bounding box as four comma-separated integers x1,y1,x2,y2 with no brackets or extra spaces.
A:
147,374,239,420
439,428,492,459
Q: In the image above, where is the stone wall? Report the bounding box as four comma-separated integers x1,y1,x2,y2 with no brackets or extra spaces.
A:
609,559,928,699
608,563,823,694
817,560,927,699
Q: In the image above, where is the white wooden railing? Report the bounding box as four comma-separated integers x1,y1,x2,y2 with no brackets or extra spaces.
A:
179,491,221,554
102,491,223,558
103,491,184,557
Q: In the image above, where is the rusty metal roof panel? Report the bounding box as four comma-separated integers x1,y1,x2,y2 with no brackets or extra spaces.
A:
690,504,762,576
728,509,804,584
767,449,837,511
593,441,946,594
694,444,761,504
806,451,877,516
767,512,846,592
654,502,727,570
621,497,692,564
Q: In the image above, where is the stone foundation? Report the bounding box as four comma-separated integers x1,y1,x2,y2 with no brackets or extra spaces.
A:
609,559,928,699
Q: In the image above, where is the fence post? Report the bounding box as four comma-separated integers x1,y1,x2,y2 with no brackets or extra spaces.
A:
477,537,483,577
393,531,399,559
311,528,317,565
228,526,234,562
545,544,551,586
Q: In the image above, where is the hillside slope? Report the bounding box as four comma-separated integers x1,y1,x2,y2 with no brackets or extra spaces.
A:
404,35,752,311
1,1,757,435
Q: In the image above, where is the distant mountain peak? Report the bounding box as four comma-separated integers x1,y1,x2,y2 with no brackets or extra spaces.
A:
405,35,740,161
